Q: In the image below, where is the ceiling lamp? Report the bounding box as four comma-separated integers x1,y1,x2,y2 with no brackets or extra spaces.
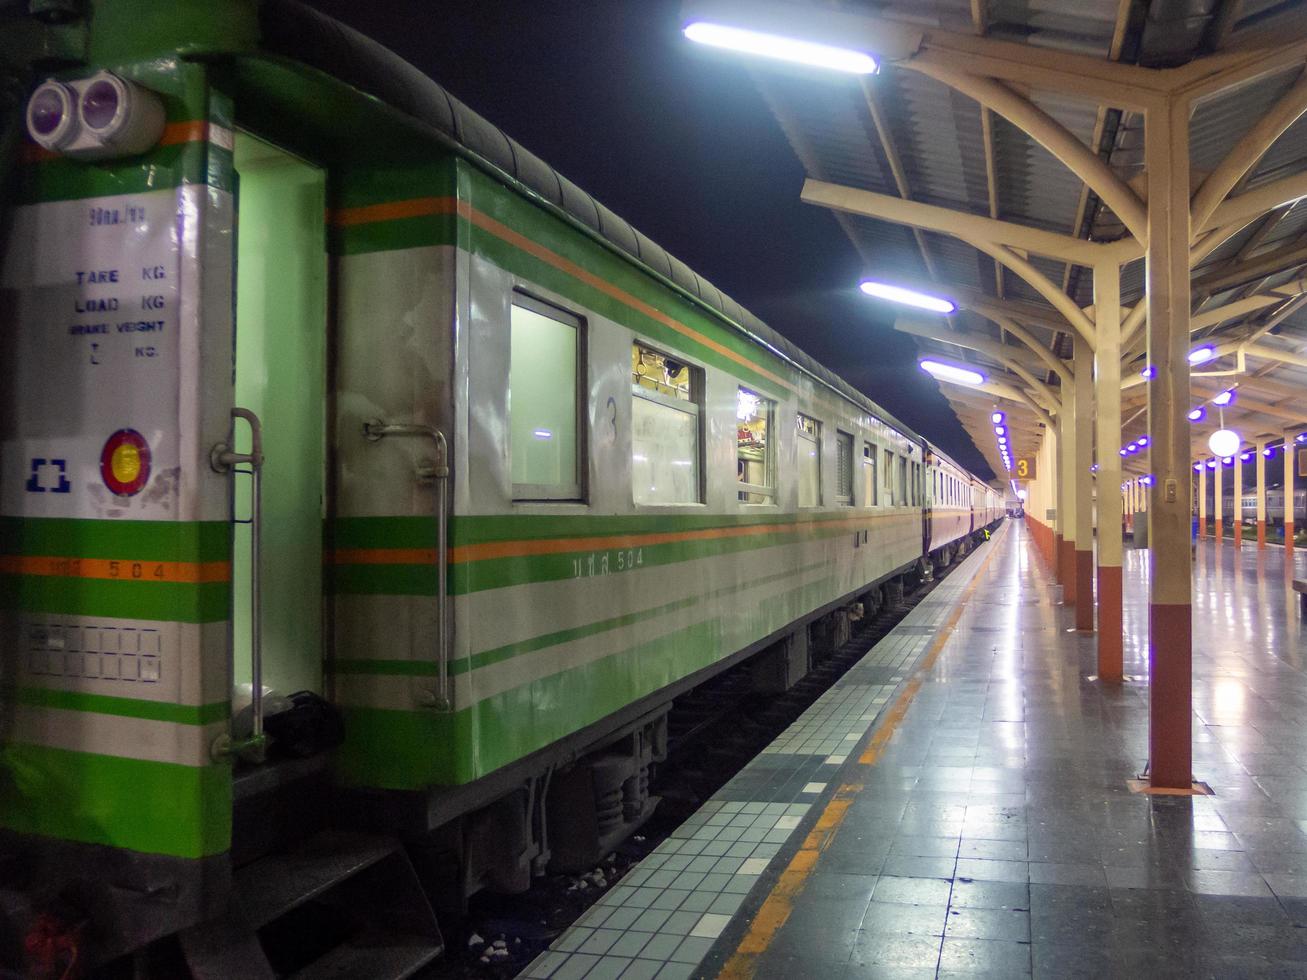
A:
1188,346,1215,365
860,280,956,313
919,359,984,385
683,21,878,73
1208,429,1240,458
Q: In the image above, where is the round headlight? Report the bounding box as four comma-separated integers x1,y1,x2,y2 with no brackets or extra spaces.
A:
81,76,123,131
26,80,78,150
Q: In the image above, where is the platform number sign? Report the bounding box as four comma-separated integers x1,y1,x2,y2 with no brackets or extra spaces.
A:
1014,456,1036,479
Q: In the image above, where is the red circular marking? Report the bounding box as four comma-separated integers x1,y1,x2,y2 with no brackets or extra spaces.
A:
99,429,151,496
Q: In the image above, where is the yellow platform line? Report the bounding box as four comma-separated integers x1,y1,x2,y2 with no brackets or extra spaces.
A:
717,533,1004,979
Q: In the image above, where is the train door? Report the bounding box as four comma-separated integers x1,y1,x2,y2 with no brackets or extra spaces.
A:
227,133,328,742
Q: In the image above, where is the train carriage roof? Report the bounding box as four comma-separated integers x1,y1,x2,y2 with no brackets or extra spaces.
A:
259,0,930,448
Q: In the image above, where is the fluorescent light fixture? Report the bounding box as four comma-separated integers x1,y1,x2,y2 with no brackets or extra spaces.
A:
1188,407,1206,422
1091,464,1099,473
1212,389,1235,406
1298,433,1307,443
995,425,1006,436
533,429,552,440
1188,345,1215,365
1118,448,1128,456
1137,436,1148,447
859,280,956,313
1141,365,1156,379
991,411,1004,424
1240,452,1252,461
1206,459,1217,469
1264,447,1275,457
919,359,984,386
1194,463,1203,471
684,21,878,73
1141,475,1154,486
1127,443,1138,453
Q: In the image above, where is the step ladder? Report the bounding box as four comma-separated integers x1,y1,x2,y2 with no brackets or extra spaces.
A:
180,831,442,979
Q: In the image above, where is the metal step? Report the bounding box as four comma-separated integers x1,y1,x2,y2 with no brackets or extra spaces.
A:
289,928,442,980
235,831,401,929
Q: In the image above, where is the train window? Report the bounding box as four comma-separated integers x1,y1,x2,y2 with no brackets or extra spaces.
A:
862,442,877,506
737,387,775,503
631,342,701,504
510,295,584,501
797,413,822,507
897,456,908,507
835,431,853,506
883,449,895,505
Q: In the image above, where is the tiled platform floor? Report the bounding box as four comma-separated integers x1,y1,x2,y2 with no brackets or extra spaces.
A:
717,524,1307,979
528,522,1307,979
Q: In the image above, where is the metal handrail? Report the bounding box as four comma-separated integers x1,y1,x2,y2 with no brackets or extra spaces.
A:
211,407,267,762
363,419,452,711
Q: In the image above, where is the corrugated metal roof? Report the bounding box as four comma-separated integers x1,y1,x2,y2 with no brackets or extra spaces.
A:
757,0,1307,471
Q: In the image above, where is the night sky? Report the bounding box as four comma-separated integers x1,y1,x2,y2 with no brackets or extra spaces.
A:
304,0,990,477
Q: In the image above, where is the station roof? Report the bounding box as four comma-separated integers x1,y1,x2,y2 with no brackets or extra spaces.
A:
752,0,1307,482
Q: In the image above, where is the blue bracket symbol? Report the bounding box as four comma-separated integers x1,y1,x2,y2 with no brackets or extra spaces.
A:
25,458,45,493
26,458,70,494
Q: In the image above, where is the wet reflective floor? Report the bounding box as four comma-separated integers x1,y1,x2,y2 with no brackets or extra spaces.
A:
738,523,1307,979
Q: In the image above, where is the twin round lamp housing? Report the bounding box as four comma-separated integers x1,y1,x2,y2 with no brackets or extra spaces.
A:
26,72,165,161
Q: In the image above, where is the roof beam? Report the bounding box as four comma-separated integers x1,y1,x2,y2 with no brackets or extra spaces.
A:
801,179,1124,265
906,64,1150,242
963,238,1098,349
1204,171,1307,235
1192,240,1307,292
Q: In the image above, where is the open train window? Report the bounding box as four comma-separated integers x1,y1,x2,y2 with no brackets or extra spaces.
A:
631,341,701,504
737,387,775,504
797,413,822,507
883,449,895,505
835,431,853,506
863,442,877,507
510,294,585,501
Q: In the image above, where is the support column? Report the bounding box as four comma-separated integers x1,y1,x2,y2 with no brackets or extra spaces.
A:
1145,97,1193,790
1060,403,1078,602
1286,431,1296,557
1257,441,1267,549
1214,457,1224,544
1075,338,1095,629
1198,462,1207,536
1054,423,1066,581
1234,451,1244,548
1094,263,1123,676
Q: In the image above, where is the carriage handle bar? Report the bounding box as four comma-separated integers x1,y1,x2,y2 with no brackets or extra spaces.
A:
363,419,452,712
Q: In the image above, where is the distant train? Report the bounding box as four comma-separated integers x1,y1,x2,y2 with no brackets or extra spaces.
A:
0,2,1004,975
1218,489,1307,521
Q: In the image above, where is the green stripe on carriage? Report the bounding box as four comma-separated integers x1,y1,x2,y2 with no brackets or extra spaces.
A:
14,687,229,726
330,512,910,595
0,575,229,623
338,567,845,788
0,743,230,858
0,517,229,561
330,559,827,678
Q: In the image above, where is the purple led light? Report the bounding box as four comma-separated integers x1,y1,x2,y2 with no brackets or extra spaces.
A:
81,79,119,130
29,87,65,136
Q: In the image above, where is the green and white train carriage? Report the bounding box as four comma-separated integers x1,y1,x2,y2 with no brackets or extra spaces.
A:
0,1,1002,972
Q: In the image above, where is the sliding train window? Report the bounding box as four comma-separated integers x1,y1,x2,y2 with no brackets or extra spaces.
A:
797,413,822,507
883,448,896,505
835,431,853,506
631,341,701,504
737,387,775,504
862,442,877,507
510,294,584,501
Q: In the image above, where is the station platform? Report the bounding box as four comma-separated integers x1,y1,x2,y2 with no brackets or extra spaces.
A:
525,521,1307,979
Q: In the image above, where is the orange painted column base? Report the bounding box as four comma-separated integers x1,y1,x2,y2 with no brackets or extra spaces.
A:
1061,539,1077,606
1149,602,1192,789
1075,550,1094,630
1054,534,1064,584
1097,565,1122,681
1288,523,1296,558
1198,520,1206,538
1258,521,1266,549
1235,523,1243,547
